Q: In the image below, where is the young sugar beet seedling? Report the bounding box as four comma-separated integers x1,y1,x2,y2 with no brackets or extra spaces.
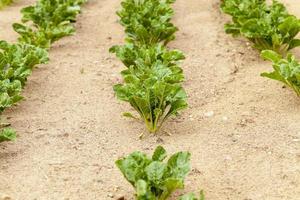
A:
221,0,300,55
117,0,178,46
0,128,16,143
116,146,191,200
13,0,87,49
261,50,300,97
111,44,187,133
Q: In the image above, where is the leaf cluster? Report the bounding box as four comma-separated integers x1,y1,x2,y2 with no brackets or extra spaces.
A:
116,146,192,200
111,0,187,133
261,50,300,96
13,0,86,49
221,0,300,55
117,0,178,45
0,128,16,143
111,44,187,133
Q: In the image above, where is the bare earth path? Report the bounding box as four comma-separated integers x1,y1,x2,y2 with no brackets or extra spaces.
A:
0,0,299,199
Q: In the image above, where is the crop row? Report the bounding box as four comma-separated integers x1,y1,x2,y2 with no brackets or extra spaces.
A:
221,0,300,96
110,0,205,199
110,0,188,134
0,0,86,143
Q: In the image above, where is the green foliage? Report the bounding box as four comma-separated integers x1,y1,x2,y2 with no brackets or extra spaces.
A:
0,128,16,143
0,0,13,9
110,43,185,69
116,146,191,200
0,79,22,113
179,191,205,200
221,0,300,55
117,0,178,45
0,41,49,86
261,50,300,96
111,44,187,133
13,0,86,49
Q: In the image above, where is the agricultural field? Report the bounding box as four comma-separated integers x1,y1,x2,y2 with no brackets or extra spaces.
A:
0,0,300,199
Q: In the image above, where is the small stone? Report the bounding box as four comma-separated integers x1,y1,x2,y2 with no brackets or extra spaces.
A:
204,111,214,117
107,193,114,198
189,115,195,121
222,116,228,121
225,155,232,161
113,186,120,192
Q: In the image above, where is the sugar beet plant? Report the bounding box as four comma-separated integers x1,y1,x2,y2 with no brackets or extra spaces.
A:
13,0,86,49
117,0,178,45
116,146,190,200
116,146,205,200
111,0,187,133
221,0,300,55
261,50,300,96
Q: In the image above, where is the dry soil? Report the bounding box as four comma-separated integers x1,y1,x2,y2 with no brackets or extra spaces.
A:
0,0,299,199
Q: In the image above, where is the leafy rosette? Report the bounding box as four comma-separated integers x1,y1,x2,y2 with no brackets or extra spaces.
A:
261,50,300,96
221,0,300,55
116,146,191,200
111,44,187,133
117,0,178,45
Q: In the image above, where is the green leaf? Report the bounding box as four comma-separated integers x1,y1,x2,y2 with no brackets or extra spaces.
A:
136,180,148,197
159,178,184,200
289,39,300,50
123,112,139,120
145,161,167,185
167,151,191,179
0,128,16,143
278,16,300,39
152,146,167,161
115,151,151,185
261,50,282,62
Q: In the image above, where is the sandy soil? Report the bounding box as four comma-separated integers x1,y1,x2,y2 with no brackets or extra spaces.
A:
0,0,299,199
